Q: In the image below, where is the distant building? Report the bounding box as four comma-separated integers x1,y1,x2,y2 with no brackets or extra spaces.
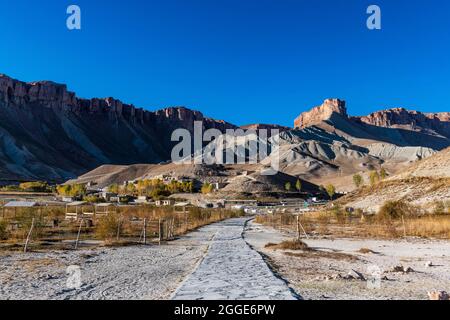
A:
110,195,134,204
155,199,175,206
133,196,150,204
101,191,118,201
212,182,227,190
61,196,75,203
3,201,39,208
224,199,258,208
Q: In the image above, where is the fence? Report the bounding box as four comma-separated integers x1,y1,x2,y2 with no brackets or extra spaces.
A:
254,210,450,240
0,205,243,252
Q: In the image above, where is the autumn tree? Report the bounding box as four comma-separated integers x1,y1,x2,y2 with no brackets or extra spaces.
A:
369,171,380,186
380,168,387,180
325,184,336,200
285,182,292,192
201,183,214,194
353,174,363,188
107,184,119,194
295,179,302,192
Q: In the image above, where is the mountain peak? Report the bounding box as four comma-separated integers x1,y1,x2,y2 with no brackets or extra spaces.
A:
294,98,347,128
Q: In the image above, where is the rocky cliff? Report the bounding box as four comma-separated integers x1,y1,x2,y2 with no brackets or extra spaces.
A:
0,74,234,132
0,74,235,183
294,99,347,128
356,108,450,138
294,99,450,140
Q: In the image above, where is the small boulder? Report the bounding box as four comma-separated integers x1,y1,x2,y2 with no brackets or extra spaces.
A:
428,291,450,300
389,265,414,273
347,269,366,281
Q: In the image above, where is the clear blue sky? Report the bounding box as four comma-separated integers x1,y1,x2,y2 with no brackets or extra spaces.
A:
1,0,449,126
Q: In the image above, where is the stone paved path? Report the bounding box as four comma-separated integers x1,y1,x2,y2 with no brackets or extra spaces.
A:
172,218,297,300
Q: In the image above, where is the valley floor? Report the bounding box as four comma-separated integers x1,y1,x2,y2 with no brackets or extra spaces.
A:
0,217,296,300
246,221,450,300
1,217,448,300
0,227,212,299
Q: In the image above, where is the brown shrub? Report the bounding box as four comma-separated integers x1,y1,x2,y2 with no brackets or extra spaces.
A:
265,239,310,251
95,215,121,240
0,219,8,240
377,200,419,221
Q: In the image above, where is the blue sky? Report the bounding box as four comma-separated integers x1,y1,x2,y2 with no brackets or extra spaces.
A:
1,0,449,126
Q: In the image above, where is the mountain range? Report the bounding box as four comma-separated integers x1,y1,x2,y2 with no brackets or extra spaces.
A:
1,74,449,188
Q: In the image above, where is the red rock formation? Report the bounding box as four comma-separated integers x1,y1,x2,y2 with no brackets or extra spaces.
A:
0,74,235,130
294,99,449,138
355,108,450,136
294,99,347,128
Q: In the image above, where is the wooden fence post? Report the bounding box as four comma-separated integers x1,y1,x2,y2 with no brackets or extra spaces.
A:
299,217,309,239
24,218,35,253
401,215,407,238
158,218,163,245
75,219,83,250
172,217,175,239
296,215,300,241
143,218,147,245
116,216,121,241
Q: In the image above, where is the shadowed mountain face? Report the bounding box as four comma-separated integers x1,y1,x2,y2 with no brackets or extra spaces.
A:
0,74,235,183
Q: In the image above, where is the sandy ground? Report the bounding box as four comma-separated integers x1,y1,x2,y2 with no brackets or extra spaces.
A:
0,226,218,300
2,217,449,300
245,221,450,300
173,218,297,300
0,217,296,300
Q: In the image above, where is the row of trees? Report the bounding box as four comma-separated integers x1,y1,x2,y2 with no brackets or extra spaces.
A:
0,181,53,193
108,179,194,198
285,179,337,200
284,179,303,193
56,184,87,197
353,168,388,189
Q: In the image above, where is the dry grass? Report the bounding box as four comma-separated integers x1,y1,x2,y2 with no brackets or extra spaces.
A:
283,250,359,262
406,216,450,238
256,206,450,240
265,239,310,251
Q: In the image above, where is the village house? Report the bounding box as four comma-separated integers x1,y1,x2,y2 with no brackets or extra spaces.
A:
155,199,175,206
100,191,118,202
133,196,150,204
